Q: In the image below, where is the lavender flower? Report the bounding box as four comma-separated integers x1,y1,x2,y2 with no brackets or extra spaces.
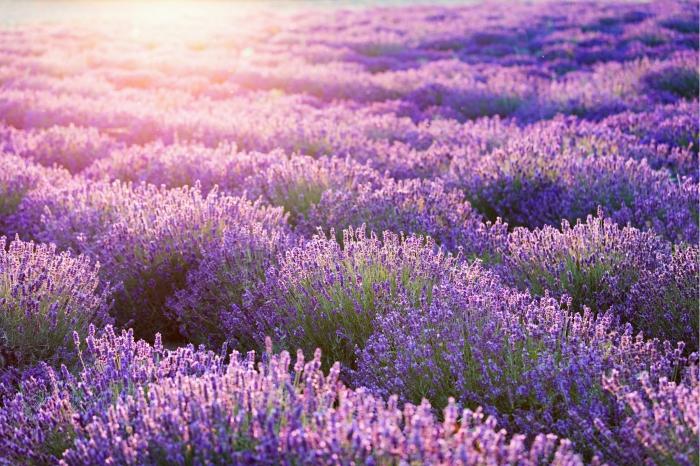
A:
166,212,293,350
355,270,687,461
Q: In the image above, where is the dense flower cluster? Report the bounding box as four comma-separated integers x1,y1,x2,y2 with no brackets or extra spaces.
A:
596,365,699,465
166,213,293,350
0,237,112,372
0,123,118,173
618,244,700,353
502,208,668,314
0,328,584,465
355,278,689,457
274,226,467,370
0,152,69,235
248,155,506,255
0,0,698,464
83,141,280,196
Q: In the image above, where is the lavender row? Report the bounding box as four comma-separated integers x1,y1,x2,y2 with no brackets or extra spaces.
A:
1,53,696,149
1,325,696,464
3,141,696,251
1,150,697,345
0,97,696,182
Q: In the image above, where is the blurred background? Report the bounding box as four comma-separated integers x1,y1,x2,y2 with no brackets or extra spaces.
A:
1,0,487,26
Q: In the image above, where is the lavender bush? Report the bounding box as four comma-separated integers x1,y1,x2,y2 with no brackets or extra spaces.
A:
617,244,699,353
449,129,698,243
247,155,385,233
95,186,287,340
250,155,505,256
0,153,69,237
0,237,111,371
9,179,287,340
0,124,117,173
83,141,281,195
501,208,669,315
9,179,144,251
0,325,224,464
61,346,583,466
166,216,292,350
355,276,690,460
643,51,700,101
273,226,464,371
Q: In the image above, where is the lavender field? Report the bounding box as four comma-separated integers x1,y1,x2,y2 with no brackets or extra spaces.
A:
0,0,698,464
